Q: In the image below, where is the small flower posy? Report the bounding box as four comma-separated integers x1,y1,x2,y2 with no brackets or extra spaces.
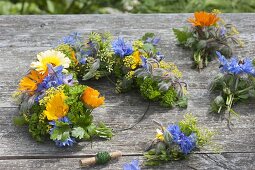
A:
144,114,214,166
14,48,113,147
210,51,255,128
173,10,243,70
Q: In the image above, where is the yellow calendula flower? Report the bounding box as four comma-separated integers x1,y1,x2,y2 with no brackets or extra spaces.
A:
31,50,71,74
43,91,69,121
156,129,164,141
81,87,105,109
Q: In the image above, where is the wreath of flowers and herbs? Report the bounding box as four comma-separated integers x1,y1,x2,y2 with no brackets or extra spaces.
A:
173,10,243,71
209,51,255,128
57,32,188,108
143,113,215,166
13,32,187,147
13,49,113,147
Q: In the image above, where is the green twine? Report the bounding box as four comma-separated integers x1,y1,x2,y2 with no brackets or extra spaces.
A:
95,151,111,165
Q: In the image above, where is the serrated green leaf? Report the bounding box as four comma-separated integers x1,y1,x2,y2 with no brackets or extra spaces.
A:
142,32,155,41
173,27,192,45
71,127,85,139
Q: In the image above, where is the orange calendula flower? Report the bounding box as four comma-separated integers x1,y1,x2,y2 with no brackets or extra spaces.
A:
81,87,105,109
188,11,219,27
18,70,46,95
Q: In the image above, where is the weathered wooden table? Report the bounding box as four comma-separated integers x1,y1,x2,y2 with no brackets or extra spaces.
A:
0,14,254,170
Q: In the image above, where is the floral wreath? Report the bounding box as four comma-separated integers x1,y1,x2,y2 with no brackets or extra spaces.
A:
13,32,187,147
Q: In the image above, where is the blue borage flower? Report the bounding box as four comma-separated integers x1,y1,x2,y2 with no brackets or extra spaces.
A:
35,64,74,102
112,37,133,58
216,51,255,75
60,32,82,46
49,117,75,147
167,125,196,155
123,159,140,170
145,37,160,46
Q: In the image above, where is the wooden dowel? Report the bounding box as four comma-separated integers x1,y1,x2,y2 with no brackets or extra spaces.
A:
79,151,122,167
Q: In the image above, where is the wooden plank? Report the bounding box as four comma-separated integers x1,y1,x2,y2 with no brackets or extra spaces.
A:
0,153,254,170
0,14,255,169
0,106,254,156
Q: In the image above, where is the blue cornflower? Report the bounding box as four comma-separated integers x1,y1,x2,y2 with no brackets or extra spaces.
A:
61,32,82,46
112,37,133,58
145,37,160,46
123,160,140,170
216,51,255,76
167,124,181,142
177,132,196,155
167,125,196,155
49,117,75,147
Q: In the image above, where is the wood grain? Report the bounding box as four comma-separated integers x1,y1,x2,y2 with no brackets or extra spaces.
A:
0,14,254,169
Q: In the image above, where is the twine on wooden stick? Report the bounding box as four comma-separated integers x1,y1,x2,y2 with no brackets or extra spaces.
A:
79,151,122,167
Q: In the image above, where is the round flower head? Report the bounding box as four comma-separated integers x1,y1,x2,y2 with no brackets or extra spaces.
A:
19,69,47,95
167,124,196,155
216,51,255,76
188,11,219,27
112,37,133,58
30,50,71,74
81,87,105,109
43,90,69,120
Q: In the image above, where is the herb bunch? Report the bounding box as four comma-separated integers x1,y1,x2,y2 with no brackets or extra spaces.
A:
144,113,214,166
209,51,255,127
173,10,243,71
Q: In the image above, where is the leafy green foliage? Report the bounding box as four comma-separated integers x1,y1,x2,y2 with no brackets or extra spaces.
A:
173,28,192,45
63,84,113,140
137,77,187,108
209,74,255,124
28,104,49,142
50,121,71,141
160,87,177,108
179,113,214,147
64,85,91,120
95,122,113,139
138,77,161,101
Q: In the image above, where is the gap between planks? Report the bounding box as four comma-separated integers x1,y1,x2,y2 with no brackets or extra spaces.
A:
0,151,254,160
